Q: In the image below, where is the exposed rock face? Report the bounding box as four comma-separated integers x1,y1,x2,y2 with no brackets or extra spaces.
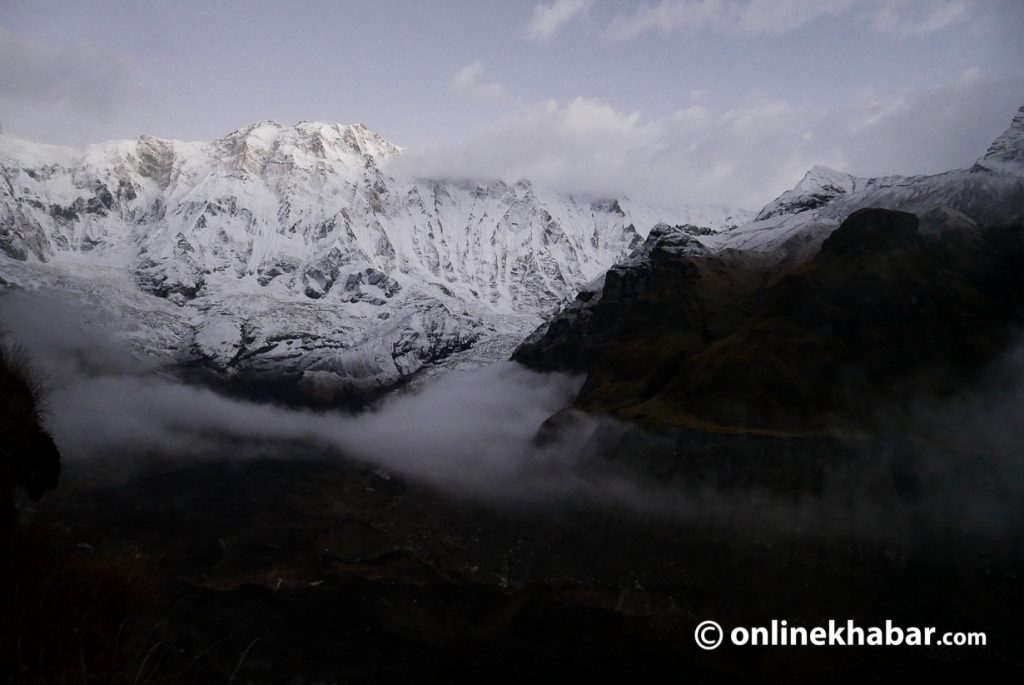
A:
0,346,60,524
514,223,744,374
0,122,748,399
818,206,919,254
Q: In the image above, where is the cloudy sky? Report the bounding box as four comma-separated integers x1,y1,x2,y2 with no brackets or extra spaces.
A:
1,0,1022,208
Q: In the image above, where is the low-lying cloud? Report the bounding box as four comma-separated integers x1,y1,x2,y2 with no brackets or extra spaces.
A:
2,290,1022,544
0,292,604,497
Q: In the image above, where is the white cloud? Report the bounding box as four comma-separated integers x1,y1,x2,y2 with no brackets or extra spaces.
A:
451,61,507,100
867,0,973,35
606,0,852,40
526,0,594,41
605,0,976,41
391,75,1024,210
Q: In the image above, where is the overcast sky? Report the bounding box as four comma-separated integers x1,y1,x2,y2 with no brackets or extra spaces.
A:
1,0,1022,208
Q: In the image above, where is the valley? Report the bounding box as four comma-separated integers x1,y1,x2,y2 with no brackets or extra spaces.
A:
2,91,1023,684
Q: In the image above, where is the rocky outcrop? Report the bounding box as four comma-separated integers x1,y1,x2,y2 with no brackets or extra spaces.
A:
0,345,60,525
514,223,723,373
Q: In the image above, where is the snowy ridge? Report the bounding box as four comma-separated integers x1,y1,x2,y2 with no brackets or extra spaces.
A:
753,165,910,221
0,120,748,395
713,103,1024,262
975,104,1024,176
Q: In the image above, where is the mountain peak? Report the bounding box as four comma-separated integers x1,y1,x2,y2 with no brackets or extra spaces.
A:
289,120,401,158
976,103,1024,175
210,120,401,170
795,165,857,192
754,165,860,221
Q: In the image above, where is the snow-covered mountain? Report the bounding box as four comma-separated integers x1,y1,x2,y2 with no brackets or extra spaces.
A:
709,104,1024,265
0,120,749,399
752,165,910,221
513,104,1024,433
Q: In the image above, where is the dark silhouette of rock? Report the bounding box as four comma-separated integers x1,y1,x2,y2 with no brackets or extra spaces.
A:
0,345,60,527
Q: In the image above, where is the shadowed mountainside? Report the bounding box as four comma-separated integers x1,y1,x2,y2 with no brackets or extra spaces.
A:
516,208,1024,437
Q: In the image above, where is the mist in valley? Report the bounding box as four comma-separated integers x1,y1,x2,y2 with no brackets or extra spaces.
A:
2,289,1022,548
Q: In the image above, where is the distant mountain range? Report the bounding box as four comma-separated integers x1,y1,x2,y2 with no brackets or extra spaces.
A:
3,105,1023,412
0,120,748,400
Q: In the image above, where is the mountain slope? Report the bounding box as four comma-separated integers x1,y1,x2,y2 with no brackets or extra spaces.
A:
515,104,1024,436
